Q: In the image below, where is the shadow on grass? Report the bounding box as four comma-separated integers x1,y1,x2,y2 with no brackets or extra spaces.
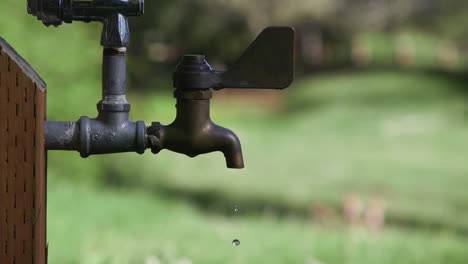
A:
101,163,468,238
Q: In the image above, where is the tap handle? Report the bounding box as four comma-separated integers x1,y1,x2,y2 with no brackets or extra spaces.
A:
173,27,295,92
217,26,295,90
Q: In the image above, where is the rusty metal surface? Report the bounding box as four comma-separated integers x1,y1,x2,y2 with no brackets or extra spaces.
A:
0,38,47,264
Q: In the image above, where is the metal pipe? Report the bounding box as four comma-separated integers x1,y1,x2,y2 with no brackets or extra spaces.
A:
45,121,79,150
102,47,127,96
69,0,144,19
45,45,142,155
28,0,144,26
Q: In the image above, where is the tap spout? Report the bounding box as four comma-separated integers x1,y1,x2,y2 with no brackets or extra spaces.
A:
148,92,244,169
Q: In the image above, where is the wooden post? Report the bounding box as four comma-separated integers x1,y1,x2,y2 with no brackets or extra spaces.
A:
0,38,47,264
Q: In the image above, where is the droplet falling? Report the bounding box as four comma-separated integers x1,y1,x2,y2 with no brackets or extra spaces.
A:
234,206,239,213
232,239,240,246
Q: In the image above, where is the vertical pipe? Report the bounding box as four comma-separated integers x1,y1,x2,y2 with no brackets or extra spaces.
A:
102,47,127,97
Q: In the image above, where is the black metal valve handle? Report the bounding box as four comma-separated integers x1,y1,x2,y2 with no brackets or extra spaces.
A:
173,27,295,91
27,0,144,26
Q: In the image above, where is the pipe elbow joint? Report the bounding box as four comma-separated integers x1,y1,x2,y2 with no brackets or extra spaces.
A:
77,116,147,157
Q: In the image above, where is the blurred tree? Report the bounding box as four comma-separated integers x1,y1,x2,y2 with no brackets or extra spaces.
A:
126,0,468,91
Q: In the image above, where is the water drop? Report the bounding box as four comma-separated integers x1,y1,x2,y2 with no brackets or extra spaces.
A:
234,206,239,213
232,239,240,246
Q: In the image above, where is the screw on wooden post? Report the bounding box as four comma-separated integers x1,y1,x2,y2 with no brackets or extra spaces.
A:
0,38,47,264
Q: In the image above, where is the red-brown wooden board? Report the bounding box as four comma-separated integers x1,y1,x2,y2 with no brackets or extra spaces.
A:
0,38,47,264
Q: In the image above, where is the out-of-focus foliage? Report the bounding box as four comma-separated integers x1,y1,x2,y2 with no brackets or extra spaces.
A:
128,0,468,90
0,0,102,121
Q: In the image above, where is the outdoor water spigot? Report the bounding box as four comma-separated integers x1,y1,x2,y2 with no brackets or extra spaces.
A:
147,27,295,168
31,0,296,169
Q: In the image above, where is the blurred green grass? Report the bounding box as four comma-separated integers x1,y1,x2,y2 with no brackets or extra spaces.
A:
47,181,468,264
94,71,468,231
